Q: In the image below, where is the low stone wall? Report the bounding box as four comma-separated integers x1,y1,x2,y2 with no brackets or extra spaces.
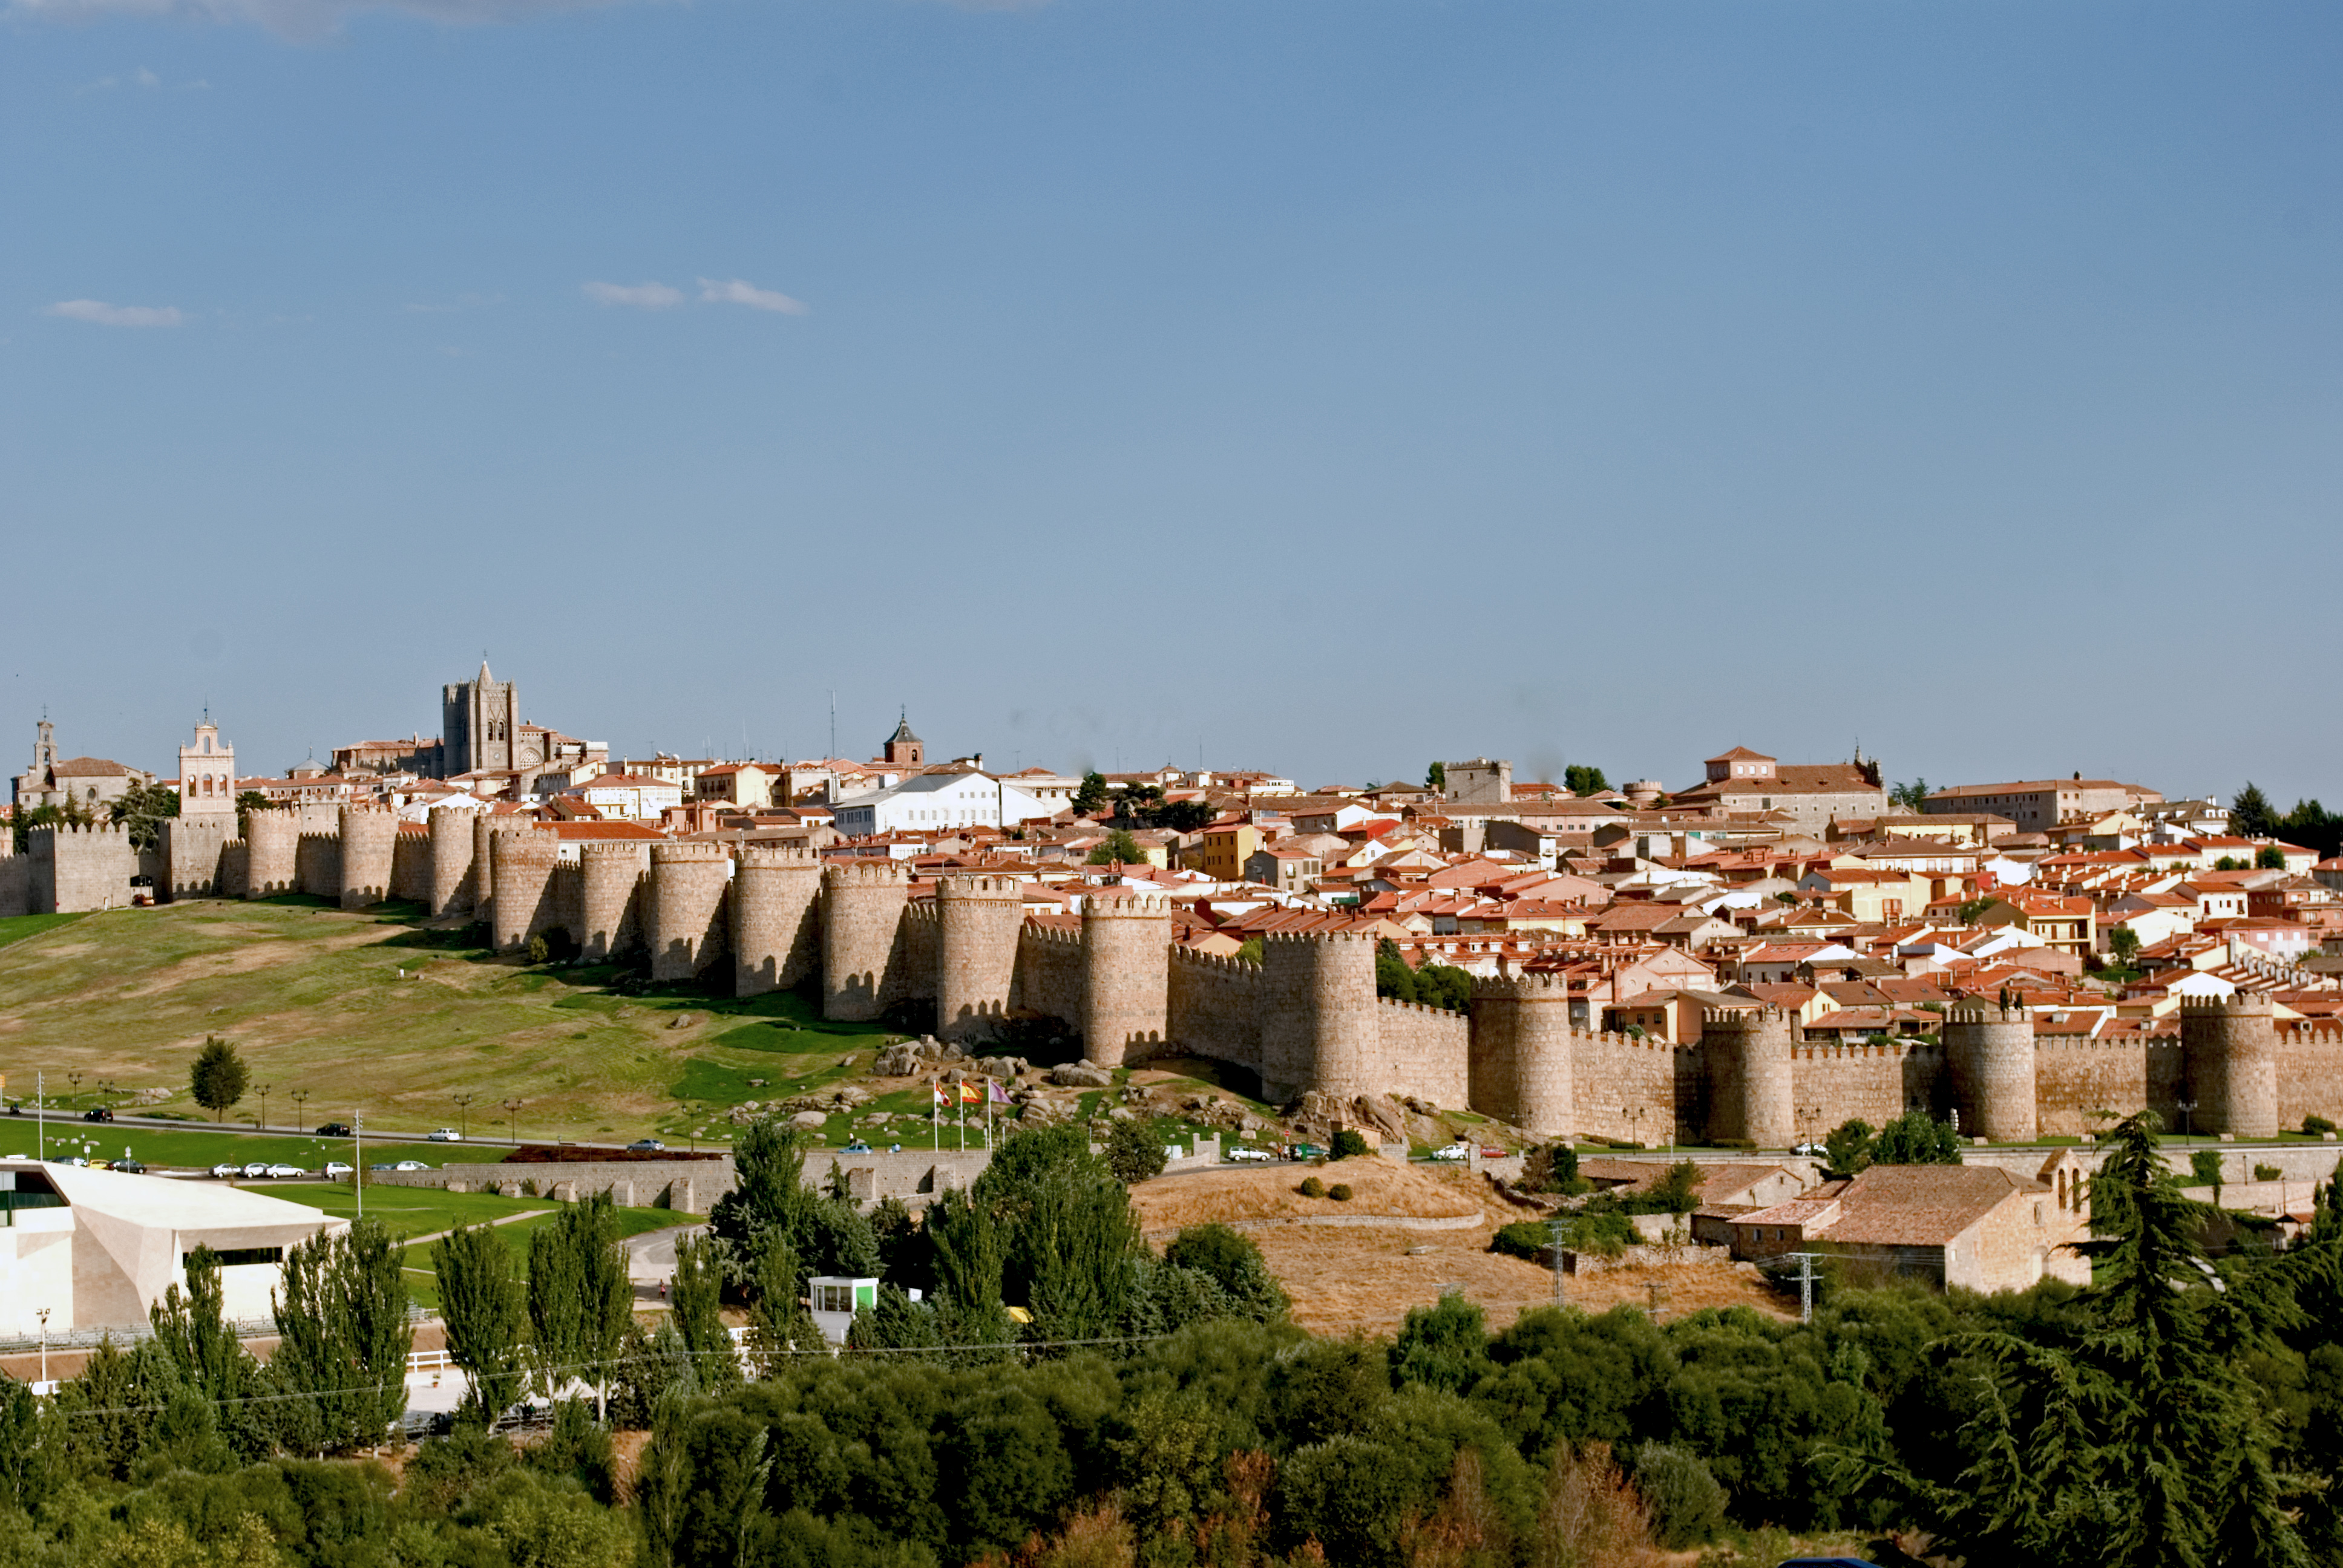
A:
373,1148,996,1213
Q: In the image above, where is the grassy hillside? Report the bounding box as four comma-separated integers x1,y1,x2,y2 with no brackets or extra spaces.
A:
0,900,898,1145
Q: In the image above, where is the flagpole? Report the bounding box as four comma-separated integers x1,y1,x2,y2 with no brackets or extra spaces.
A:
931,1078,939,1152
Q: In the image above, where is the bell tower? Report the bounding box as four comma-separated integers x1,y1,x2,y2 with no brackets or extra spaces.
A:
177,715,237,817
441,659,519,777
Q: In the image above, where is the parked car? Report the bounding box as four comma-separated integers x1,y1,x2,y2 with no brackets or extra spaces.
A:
390,1160,429,1172
266,1163,305,1178
842,1140,873,1154
428,1128,463,1143
1285,1143,1325,1161
316,1122,352,1138
82,1107,114,1123
110,1158,146,1174
1480,1148,1506,1159
1430,1143,1469,1161
323,1161,353,1178
627,1138,665,1152
1793,1142,1826,1157
1224,1146,1273,1162
211,1163,241,1178
58,1157,88,1168
241,1161,271,1178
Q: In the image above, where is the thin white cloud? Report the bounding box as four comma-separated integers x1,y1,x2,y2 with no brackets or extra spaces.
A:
44,299,184,328
582,280,683,309
698,278,808,315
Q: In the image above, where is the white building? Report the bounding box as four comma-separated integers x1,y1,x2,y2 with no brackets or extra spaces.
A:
828,772,1054,836
0,1161,344,1336
562,773,684,822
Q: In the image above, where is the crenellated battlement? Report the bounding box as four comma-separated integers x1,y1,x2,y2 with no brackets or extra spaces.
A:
1021,923,1083,949
37,823,135,841
1703,1005,1786,1027
1087,894,1170,917
1946,1005,2028,1025
650,840,730,864
1375,995,1463,1020
900,901,940,924
1168,943,1262,972
825,858,909,887
736,843,819,869
939,874,1022,900
1261,929,1377,946
1472,972,1571,999
578,841,649,864
2181,994,2274,1017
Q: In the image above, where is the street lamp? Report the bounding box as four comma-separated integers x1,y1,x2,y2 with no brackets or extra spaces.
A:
291,1089,310,1130
503,1099,523,1146
36,1308,49,1387
2177,1097,2197,1143
453,1092,476,1141
255,1084,273,1133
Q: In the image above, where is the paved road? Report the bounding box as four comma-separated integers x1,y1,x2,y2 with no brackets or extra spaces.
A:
3,1107,642,1153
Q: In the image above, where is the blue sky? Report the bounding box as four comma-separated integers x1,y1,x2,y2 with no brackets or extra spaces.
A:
4,0,2339,802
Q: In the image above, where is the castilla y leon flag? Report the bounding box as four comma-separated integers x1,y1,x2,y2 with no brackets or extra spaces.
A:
932,1080,948,1106
958,1080,981,1104
987,1077,1011,1105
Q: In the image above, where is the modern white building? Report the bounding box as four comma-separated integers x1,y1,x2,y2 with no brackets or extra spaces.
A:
560,773,685,822
828,772,1054,836
0,1161,345,1336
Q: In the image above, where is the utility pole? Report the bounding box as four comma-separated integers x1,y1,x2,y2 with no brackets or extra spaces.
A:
355,1113,364,1220
1547,1214,1569,1310
35,1071,43,1161
1788,1252,1820,1322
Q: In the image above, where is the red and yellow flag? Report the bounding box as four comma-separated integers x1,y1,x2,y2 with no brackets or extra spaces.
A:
958,1080,981,1104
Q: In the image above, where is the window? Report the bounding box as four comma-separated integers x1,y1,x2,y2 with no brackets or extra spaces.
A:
195,1247,284,1268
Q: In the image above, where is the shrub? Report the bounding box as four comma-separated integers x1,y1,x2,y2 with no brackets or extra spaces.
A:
1327,1184,1352,1202
1491,1210,1635,1259
2254,1163,2282,1183
2306,1116,2336,1135
1105,1117,1170,1185
1298,1177,1326,1199
526,934,550,965
1631,1442,1726,1549
1330,1129,1372,1161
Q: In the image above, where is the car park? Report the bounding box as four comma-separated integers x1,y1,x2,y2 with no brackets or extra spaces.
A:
266,1163,305,1178
428,1128,462,1142
316,1122,352,1138
241,1161,270,1178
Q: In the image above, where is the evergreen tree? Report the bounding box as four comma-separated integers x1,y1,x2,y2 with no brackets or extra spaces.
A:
1375,937,1419,1004
435,1221,526,1425
746,1226,823,1372
272,1218,412,1454
1072,770,1110,815
147,1243,262,1456
1426,761,1447,792
108,780,180,853
1869,1109,1961,1165
1104,1117,1169,1184
527,1192,632,1420
189,1036,249,1118
1086,828,1147,865
670,1233,738,1390
1564,764,1609,797
2231,782,2278,840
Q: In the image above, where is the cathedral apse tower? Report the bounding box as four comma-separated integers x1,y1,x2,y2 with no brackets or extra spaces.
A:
441,660,517,777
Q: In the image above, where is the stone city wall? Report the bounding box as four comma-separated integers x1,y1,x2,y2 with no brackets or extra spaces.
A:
1373,996,1470,1107
372,1148,995,1211
1014,924,1084,1030
1166,945,1263,1073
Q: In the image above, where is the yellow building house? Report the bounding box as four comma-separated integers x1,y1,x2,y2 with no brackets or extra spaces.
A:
1185,823,1262,881
1797,866,1935,924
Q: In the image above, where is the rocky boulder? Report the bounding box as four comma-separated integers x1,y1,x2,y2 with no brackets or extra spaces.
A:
1050,1060,1113,1089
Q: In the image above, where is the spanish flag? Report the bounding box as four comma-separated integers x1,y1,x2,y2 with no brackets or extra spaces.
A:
958,1080,981,1104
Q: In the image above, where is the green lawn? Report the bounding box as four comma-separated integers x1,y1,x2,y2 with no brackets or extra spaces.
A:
0,900,903,1142
292,1184,693,1309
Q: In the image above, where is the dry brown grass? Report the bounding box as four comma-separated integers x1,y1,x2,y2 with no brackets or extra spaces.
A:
1131,1159,1484,1231
1135,1160,1794,1336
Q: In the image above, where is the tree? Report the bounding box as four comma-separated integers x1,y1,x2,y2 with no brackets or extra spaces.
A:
2256,844,2286,870
528,1192,633,1419
108,780,180,854
1330,1128,1373,1161
273,1218,412,1454
436,1221,527,1425
2231,782,2278,841
1072,771,1110,816
190,1036,249,1118
1086,829,1147,866
1564,764,1608,797
1153,797,1213,833
1104,1117,1169,1184
1824,1118,1876,1176
1426,761,1447,792
1161,1223,1288,1321
2108,927,2142,970
1376,938,1420,1004
1889,778,1931,812
669,1233,738,1391
1868,1109,1961,1165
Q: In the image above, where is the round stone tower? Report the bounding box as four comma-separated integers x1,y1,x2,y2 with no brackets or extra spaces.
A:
821,859,910,1021
578,841,648,962
338,804,398,911
732,844,824,998
1702,1006,1795,1148
2183,993,2279,1139
490,828,558,952
471,812,497,915
244,808,298,899
427,806,475,917
648,841,732,982
937,875,1024,1044
1259,932,1379,1103
1469,972,1574,1137
1944,1004,2037,1142
1081,895,1172,1067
